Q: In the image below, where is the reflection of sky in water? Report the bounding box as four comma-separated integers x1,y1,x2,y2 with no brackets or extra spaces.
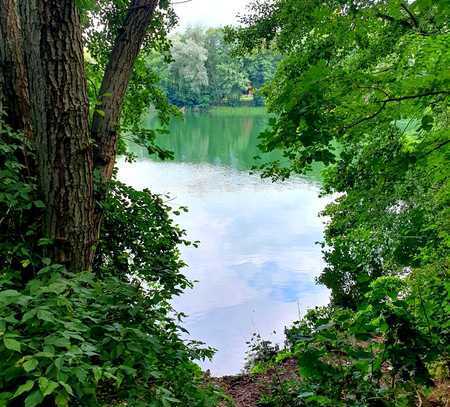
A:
119,159,330,375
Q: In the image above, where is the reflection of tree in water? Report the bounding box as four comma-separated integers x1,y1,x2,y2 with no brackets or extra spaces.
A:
141,109,283,171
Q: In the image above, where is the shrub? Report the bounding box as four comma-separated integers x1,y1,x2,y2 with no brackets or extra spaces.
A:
0,122,223,406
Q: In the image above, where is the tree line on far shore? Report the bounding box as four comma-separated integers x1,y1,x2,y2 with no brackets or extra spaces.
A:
147,27,280,109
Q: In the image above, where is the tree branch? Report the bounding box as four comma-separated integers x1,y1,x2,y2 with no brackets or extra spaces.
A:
91,0,159,183
341,101,387,133
400,2,419,29
375,12,414,31
378,91,449,104
419,139,450,159
340,91,448,134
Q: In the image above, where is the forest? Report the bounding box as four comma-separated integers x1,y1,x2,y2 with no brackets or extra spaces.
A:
147,27,279,108
0,0,449,406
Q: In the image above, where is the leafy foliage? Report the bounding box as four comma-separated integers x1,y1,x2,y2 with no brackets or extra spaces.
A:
258,273,449,406
147,27,280,108
244,333,280,374
230,0,450,404
0,124,223,406
0,268,219,407
83,0,179,160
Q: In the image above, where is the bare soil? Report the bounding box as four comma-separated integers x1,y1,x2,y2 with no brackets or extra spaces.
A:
211,361,449,407
212,359,298,407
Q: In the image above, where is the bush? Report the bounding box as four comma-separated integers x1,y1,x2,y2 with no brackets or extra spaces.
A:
0,123,223,406
261,274,449,407
0,268,221,407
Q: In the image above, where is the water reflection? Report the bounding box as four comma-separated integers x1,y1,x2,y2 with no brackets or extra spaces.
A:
119,110,329,375
140,108,283,171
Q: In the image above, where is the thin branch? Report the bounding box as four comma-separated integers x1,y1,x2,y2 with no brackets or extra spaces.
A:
400,2,419,29
341,101,387,133
340,91,448,134
378,91,449,104
376,10,435,36
356,85,391,98
419,139,450,159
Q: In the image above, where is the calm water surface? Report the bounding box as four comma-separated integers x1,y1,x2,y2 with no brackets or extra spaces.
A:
118,109,330,375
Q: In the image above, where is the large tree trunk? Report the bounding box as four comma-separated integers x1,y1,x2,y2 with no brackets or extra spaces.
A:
1,0,159,271
19,0,96,271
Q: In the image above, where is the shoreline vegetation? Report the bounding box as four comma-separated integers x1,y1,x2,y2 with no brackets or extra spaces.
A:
0,0,448,406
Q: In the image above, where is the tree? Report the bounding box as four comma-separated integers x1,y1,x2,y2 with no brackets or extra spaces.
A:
204,29,248,106
0,0,171,272
0,4,226,405
229,1,449,404
168,36,210,107
229,0,450,306
147,27,279,108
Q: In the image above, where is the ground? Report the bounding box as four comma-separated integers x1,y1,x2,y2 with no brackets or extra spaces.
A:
211,360,450,407
212,359,298,407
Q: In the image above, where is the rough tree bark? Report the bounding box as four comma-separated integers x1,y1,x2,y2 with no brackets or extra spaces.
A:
91,0,158,183
1,0,160,271
0,0,31,136
18,0,96,271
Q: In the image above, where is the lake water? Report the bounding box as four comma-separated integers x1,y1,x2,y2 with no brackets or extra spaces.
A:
118,108,330,376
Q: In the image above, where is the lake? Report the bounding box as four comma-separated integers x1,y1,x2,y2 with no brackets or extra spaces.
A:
118,107,330,376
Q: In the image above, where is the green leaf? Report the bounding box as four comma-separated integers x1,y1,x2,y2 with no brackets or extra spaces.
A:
55,392,69,407
4,337,21,352
37,310,55,322
33,200,45,208
299,392,315,398
47,337,70,348
39,378,59,397
93,366,102,383
23,359,39,373
0,290,21,304
13,380,34,398
58,382,73,396
22,310,37,323
38,377,48,392
37,238,53,246
42,258,52,266
24,390,43,407
0,392,13,406
21,259,31,268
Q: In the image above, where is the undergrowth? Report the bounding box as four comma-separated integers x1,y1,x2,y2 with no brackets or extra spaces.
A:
0,122,224,406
